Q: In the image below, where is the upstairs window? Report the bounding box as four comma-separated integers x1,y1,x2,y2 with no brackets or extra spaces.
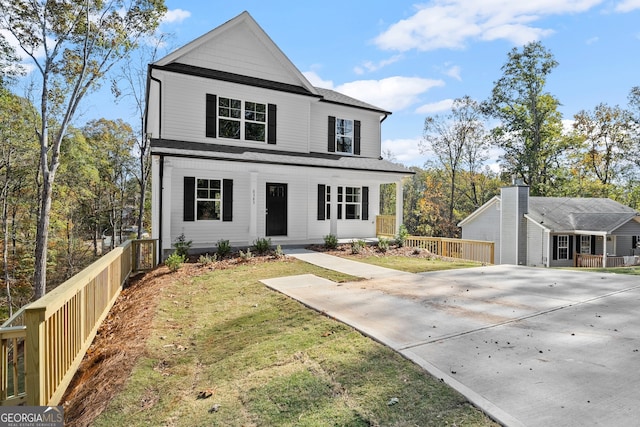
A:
206,94,276,144
328,116,361,155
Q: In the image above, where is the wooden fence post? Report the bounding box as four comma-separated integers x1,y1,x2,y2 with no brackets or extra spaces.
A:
25,307,46,406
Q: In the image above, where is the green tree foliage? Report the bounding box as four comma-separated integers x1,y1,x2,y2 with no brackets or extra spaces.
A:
482,41,568,196
0,0,167,299
570,103,634,197
421,96,489,222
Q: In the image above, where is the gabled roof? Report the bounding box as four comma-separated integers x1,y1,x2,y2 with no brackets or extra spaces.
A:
316,88,391,115
457,196,499,227
154,11,318,95
526,197,639,233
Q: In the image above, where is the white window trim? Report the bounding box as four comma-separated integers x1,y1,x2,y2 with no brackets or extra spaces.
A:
580,235,591,254
196,178,222,221
335,118,354,155
337,186,361,220
218,97,267,142
557,235,569,260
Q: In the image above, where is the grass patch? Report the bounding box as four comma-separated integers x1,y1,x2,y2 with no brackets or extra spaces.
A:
93,259,497,427
348,255,483,273
565,266,640,275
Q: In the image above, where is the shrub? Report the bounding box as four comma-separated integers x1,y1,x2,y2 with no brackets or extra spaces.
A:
165,252,185,272
350,239,366,254
239,248,253,261
253,237,272,255
216,239,231,258
378,237,390,253
323,234,338,249
198,253,216,265
396,224,409,248
275,245,285,258
173,233,192,258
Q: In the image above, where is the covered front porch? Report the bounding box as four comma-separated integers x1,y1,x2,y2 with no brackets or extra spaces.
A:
570,231,640,268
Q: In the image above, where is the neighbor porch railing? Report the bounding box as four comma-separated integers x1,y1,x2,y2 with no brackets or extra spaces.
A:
575,254,627,268
376,215,397,238
0,239,156,406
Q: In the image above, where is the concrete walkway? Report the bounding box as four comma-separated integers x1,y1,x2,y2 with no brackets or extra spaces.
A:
261,249,640,427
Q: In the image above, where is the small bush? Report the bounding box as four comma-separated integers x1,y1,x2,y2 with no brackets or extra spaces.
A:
239,248,253,261
216,239,231,258
323,234,338,249
396,224,409,248
350,239,366,254
413,247,422,255
253,237,272,255
173,233,192,257
275,245,285,258
378,237,390,253
198,253,216,265
165,253,185,272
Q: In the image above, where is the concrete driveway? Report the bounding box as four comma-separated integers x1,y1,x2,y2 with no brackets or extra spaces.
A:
262,251,640,427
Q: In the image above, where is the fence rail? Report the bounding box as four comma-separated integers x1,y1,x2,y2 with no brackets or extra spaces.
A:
0,239,156,406
405,236,495,265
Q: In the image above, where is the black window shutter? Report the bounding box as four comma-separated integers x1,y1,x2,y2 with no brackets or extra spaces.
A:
184,177,195,222
552,236,558,260
223,179,233,222
328,116,336,152
317,184,326,220
633,236,637,249
568,236,574,259
591,235,597,254
206,94,217,138
267,104,277,144
575,236,580,253
354,120,361,155
362,186,369,220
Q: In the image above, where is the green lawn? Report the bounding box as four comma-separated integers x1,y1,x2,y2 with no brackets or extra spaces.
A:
94,259,497,427
565,266,640,275
346,254,483,273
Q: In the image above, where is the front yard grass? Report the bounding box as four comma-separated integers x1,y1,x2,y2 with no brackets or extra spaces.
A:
346,254,483,273
93,258,497,427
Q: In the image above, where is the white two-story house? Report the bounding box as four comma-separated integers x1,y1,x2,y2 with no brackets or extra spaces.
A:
145,11,412,259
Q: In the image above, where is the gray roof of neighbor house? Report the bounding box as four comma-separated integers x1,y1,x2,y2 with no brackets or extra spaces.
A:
527,197,639,233
151,139,413,175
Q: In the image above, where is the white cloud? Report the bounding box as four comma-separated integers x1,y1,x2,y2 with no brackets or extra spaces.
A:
444,65,462,80
374,0,603,51
415,99,455,114
162,8,191,24
353,54,404,75
335,76,445,112
382,137,429,166
615,0,640,12
302,71,334,89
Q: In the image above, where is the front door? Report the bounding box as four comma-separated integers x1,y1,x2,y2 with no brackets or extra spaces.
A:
266,183,287,236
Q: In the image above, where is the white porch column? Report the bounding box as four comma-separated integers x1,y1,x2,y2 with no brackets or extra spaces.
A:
395,179,404,234
249,172,258,244
603,236,607,268
161,161,172,255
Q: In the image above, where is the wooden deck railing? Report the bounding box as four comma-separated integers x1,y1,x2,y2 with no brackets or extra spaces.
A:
575,254,626,268
376,215,397,238
0,239,156,406
405,236,495,265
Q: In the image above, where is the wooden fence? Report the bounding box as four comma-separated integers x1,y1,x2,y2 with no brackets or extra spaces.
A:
0,239,156,406
375,215,495,265
405,236,495,265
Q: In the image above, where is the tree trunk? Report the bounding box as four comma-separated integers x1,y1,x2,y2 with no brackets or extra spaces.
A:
33,172,54,300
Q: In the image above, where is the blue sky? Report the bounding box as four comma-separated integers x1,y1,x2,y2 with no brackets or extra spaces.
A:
10,0,640,167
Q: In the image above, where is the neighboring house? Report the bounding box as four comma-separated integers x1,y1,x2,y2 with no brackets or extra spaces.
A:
145,11,412,259
459,185,640,267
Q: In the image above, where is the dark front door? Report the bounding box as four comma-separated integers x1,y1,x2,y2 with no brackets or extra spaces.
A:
266,183,287,236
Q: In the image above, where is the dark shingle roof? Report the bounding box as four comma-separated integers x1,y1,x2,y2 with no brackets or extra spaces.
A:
527,197,639,232
151,139,413,175
315,87,391,115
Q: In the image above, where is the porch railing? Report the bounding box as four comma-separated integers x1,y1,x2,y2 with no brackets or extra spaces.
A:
376,215,396,238
375,215,494,265
575,254,628,268
0,239,157,406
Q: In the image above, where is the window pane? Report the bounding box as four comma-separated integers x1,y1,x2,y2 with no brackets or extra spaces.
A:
197,201,220,220
245,123,266,141
219,119,240,139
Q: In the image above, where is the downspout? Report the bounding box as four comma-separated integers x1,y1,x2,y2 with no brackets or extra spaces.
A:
158,155,164,263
